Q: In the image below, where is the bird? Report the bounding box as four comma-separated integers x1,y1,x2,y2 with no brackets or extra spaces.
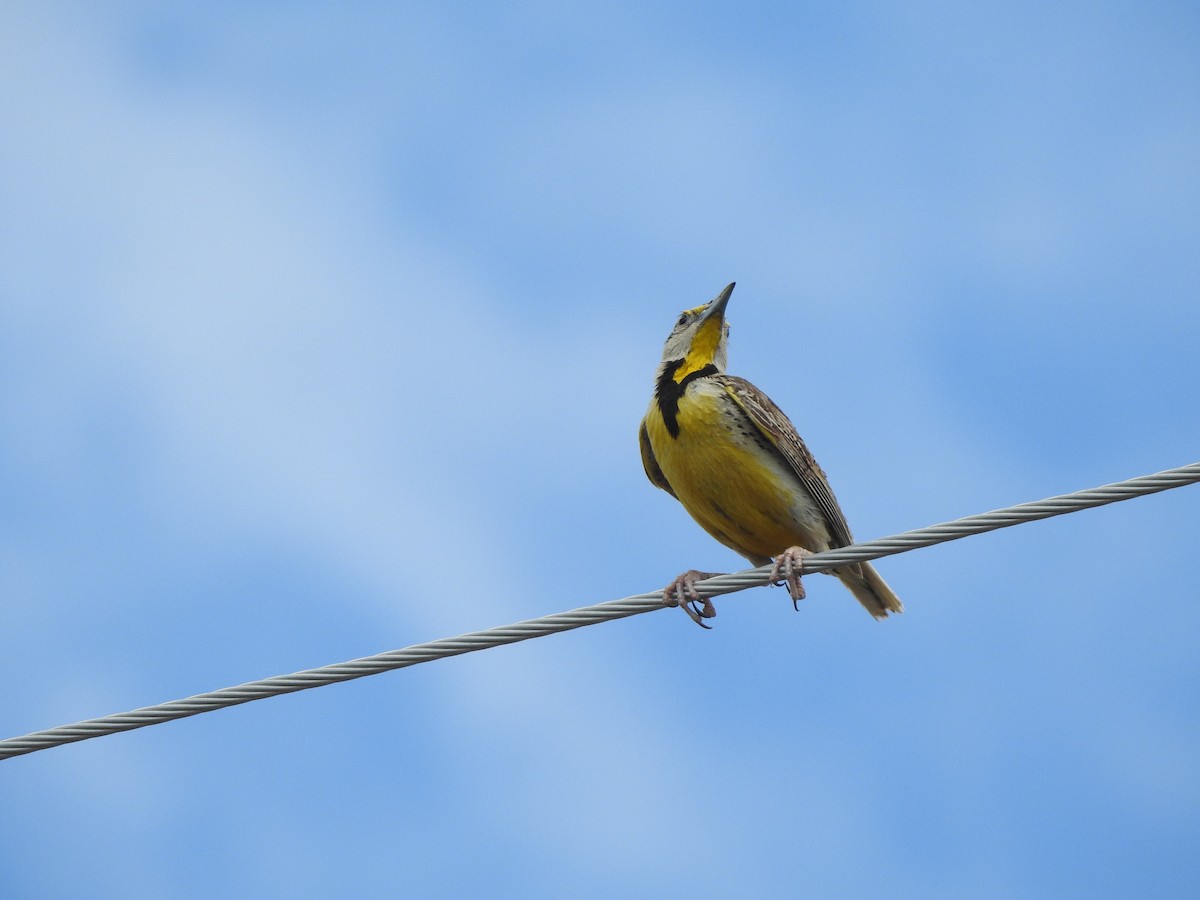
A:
638,282,903,627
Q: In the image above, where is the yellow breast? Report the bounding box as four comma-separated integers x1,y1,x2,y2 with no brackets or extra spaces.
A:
643,380,830,564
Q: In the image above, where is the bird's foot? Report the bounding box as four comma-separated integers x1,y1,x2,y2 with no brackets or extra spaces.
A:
771,546,813,611
662,570,723,628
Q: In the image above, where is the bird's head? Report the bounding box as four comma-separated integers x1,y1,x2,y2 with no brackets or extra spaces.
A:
658,282,734,381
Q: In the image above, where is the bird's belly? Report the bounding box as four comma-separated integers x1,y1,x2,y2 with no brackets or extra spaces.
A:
646,396,831,562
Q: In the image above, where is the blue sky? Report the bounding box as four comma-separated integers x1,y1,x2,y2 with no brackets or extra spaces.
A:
2,2,1199,897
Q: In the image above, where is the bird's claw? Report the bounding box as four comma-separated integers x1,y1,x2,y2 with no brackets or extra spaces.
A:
662,570,722,628
771,546,813,611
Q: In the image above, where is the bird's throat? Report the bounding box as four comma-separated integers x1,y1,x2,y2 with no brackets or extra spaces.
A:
673,318,723,381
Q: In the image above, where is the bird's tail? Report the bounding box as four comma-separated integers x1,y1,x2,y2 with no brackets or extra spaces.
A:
835,562,904,619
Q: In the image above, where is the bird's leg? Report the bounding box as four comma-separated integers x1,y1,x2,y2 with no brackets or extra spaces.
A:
662,570,723,628
771,546,813,611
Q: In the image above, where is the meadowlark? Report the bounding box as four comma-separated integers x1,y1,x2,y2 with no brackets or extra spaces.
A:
639,282,903,627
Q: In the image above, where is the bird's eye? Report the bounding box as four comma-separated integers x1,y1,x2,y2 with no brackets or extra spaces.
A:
724,323,731,336
676,313,689,327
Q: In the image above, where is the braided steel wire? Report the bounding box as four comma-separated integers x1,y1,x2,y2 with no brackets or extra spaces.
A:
2,460,1198,761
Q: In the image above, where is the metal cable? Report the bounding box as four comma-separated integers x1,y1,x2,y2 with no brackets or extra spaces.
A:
2,460,1198,761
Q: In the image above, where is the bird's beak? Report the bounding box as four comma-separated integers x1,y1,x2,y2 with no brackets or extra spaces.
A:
700,282,735,324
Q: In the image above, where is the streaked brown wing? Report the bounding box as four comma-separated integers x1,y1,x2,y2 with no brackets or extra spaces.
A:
639,419,677,498
719,375,856,549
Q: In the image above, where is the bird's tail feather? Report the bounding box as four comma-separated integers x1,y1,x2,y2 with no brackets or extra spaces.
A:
835,562,903,619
